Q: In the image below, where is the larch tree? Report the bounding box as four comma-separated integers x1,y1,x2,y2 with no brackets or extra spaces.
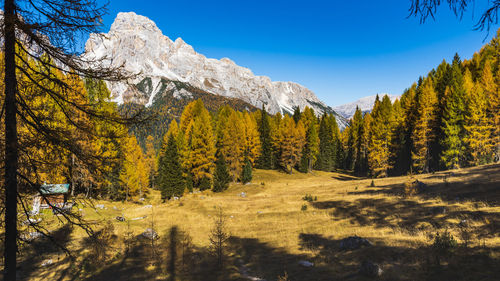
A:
120,135,149,200
367,95,393,177
279,115,305,173
464,66,494,165
188,105,216,187
219,109,244,180
242,112,261,166
412,76,439,173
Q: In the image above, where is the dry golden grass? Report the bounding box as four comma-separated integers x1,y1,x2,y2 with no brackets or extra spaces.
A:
15,164,500,281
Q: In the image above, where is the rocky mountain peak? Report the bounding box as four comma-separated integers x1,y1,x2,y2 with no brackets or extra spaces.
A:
84,12,348,128
110,12,163,35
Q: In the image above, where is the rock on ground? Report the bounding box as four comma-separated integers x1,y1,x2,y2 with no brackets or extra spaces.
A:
142,228,159,240
359,261,383,277
339,236,372,250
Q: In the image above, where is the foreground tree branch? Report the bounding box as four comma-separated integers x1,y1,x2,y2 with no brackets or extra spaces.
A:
409,0,500,31
1,1,145,280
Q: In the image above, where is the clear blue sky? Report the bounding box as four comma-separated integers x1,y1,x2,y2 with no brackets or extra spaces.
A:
97,0,497,106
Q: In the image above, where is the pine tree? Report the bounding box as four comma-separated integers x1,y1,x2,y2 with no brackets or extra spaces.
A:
440,54,467,169
329,114,341,169
257,107,273,169
316,114,334,171
292,106,302,124
270,112,284,169
157,134,185,200
241,158,253,184
348,107,363,173
412,76,439,173
299,107,319,172
145,135,158,189
213,151,231,192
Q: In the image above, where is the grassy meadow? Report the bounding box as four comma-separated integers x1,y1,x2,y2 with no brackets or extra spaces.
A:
15,164,500,281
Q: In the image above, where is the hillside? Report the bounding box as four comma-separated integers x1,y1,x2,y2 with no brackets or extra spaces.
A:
122,78,258,148
17,164,500,281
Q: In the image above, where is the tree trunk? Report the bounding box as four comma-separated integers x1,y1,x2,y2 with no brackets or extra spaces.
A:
3,0,19,280
70,154,75,197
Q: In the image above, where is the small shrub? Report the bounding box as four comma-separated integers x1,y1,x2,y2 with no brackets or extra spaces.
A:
432,230,458,265
209,207,229,269
301,204,308,211
458,223,473,248
260,182,265,186
404,178,418,196
370,180,375,187
302,194,317,202
83,221,115,271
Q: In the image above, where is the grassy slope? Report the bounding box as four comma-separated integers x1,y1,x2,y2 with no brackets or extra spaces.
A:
18,164,500,281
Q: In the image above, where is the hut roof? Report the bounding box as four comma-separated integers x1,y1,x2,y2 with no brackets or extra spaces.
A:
40,184,70,195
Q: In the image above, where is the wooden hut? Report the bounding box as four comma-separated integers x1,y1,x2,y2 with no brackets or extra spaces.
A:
38,183,70,209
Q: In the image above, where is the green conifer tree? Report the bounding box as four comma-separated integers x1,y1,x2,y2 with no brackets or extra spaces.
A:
241,158,253,184
316,114,334,171
157,134,185,200
257,107,273,169
440,54,467,169
213,151,231,192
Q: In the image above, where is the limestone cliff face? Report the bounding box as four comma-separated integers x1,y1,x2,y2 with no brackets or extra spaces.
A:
84,12,347,127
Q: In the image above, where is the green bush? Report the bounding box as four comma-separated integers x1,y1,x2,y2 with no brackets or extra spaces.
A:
302,194,317,202
301,204,308,211
432,230,458,265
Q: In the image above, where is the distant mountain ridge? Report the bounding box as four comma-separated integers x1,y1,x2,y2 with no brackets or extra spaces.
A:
83,12,348,128
333,94,400,119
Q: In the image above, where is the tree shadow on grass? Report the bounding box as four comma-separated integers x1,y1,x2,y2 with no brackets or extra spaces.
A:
349,164,500,206
311,197,499,240
16,224,76,281
297,233,500,281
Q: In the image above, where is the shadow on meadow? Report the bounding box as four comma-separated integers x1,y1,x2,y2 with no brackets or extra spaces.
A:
296,233,500,281
16,224,77,281
311,196,499,240
348,164,500,206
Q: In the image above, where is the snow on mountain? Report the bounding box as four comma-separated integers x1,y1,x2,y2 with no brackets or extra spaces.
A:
333,94,400,119
84,12,346,127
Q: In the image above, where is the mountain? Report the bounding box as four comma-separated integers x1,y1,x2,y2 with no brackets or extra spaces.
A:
333,94,400,119
84,12,347,128
123,79,258,149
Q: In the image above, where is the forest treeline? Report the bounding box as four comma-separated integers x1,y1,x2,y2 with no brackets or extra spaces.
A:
343,34,499,177
3,31,499,202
